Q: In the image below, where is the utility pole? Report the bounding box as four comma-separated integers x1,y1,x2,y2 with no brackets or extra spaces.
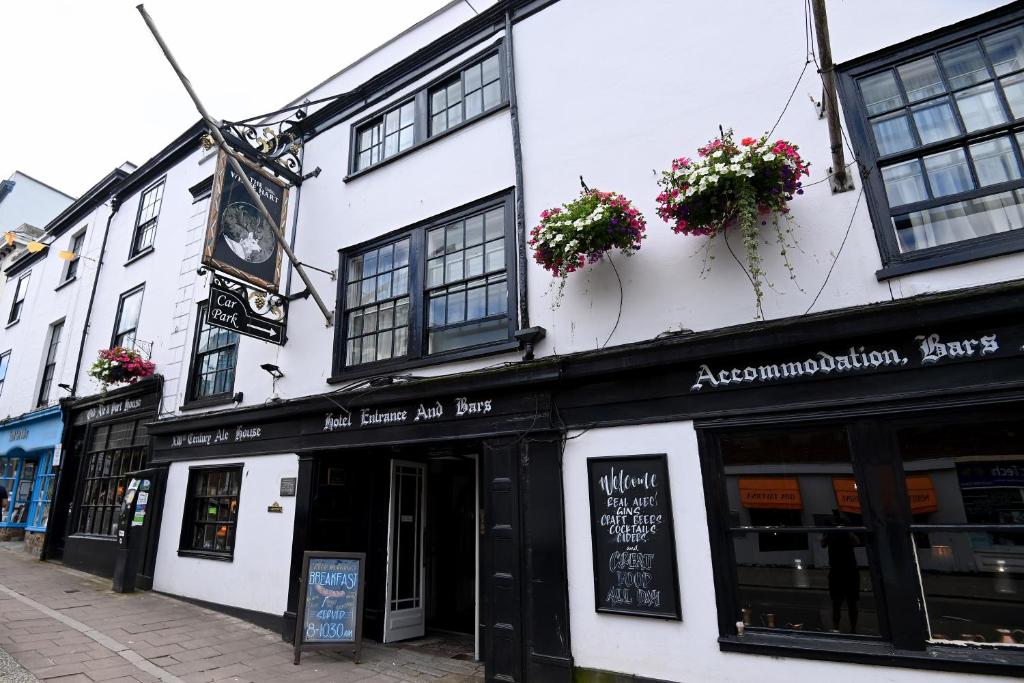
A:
811,0,855,194
136,4,334,326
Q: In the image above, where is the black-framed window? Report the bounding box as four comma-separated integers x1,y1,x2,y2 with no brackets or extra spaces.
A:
0,350,10,397
839,9,1024,277
8,273,29,324
699,403,1024,672
187,303,239,401
130,180,164,257
429,53,502,136
348,47,507,176
354,100,415,172
179,465,242,560
75,418,148,536
37,320,63,407
112,285,144,349
336,192,517,374
62,230,86,282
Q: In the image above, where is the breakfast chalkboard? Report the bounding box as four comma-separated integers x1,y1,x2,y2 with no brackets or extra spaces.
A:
293,552,365,664
587,454,681,620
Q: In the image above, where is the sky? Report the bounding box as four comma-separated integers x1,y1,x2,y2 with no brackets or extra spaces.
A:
0,0,465,197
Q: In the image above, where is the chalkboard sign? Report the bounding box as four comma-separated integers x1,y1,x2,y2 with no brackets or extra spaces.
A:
587,454,681,619
293,552,365,664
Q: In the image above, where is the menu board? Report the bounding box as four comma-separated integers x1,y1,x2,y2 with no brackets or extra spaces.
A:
293,552,365,664
587,454,681,619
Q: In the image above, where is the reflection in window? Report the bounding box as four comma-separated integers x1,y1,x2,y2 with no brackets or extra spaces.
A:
898,417,1024,645
344,238,411,366
181,466,242,557
75,419,148,536
722,427,879,636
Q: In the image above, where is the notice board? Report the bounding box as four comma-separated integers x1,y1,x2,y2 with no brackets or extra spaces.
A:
587,454,681,619
293,551,365,664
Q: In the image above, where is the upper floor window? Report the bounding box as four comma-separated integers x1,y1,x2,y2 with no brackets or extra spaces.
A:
112,285,144,349
839,12,1024,277
336,192,516,374
355,101,415,172
37,321,63,407
130,180,164,257
8,273,29,325
187,303,240,402
348,48,507,176
0,351,11,397
62,230,86,283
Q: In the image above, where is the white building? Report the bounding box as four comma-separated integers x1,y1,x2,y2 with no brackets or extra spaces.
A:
26,1,1024,681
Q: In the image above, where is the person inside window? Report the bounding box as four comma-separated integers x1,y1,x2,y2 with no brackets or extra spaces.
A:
821,509,862,633
0,484,8,521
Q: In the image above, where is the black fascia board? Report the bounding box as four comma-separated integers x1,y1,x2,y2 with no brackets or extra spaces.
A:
113,120,208,205
4,168,130,277
294,0,559,141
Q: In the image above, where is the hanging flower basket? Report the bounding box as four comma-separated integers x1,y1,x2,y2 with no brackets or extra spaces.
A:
656,129,809,314
530,188,647,291
88,347,156,388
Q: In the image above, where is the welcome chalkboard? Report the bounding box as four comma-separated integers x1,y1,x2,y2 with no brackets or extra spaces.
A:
293,552,365,664
587,454,681,619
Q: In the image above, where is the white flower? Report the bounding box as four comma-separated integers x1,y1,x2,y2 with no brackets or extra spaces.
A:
714,163,726,173
554,234,565,243
707,174,719,184
763,153,776,161
711,150,723,158
729,164,741,172
743,170,755,178
730,155,745,164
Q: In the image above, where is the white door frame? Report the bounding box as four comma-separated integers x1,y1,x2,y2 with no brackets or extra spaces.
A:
383,459,427,643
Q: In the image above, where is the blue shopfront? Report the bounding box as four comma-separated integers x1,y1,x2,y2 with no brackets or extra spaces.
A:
0,406,62,554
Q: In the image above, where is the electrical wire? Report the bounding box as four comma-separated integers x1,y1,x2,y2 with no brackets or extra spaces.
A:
601,255,624,348
804,186,863,315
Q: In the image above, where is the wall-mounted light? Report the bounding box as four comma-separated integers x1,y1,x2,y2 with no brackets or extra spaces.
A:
260,363,284,379
58,383,74,396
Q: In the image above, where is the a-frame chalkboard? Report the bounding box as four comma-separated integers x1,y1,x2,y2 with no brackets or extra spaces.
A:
293,551,366,664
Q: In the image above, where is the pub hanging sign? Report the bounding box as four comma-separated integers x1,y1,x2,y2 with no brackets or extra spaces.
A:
204,150,289,292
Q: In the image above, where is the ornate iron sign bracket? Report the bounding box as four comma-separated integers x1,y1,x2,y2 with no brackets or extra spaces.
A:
219,104,309,185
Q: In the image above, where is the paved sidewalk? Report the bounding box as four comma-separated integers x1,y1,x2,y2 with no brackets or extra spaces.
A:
0,546,482,683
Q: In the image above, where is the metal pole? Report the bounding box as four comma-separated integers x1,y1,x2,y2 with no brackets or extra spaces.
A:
136,4,334,326
811,0,852,193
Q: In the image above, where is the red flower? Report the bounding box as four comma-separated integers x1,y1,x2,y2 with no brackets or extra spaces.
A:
741,137,757,146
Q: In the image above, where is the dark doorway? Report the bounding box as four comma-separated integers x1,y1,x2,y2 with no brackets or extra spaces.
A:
426,454,477,635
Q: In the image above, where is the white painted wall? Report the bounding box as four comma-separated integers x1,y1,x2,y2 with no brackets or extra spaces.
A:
0,172,72,236
561,422,1019,683
152,453,298,616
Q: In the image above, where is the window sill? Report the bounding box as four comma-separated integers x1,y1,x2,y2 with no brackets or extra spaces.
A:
719,632,1023,677
180,394,242,411
124,247,155,266
177,548,234,562
55,276,77,292
343,102,510,183
328,338,520,383
876,230,1024,280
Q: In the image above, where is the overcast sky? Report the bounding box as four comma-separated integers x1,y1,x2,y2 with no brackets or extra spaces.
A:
0,0,469,197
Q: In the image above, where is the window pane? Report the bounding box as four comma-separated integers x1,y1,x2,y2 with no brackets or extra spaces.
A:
893,188,1024,252
955,82,1008,132
394,238,409,267
484,208,504,240
897,56,946,102
445,223,464,253
970,136,1021,186
447,81,462,103
428,317,508,354
465,214,484,246
362,250,378,278
485,239,505,271
399,126,414,152
487,280,507,315
385,108,400,134
429,296,445,326
376,273,392,301
872,112,915,156
393,326,408,357
427,228,445,258
360,335,376,364
923,148,974,198
445,252,464,283
448,104,463,127
483,81,502,110
362,306,378,334
466,285,486,320
431,88,446,113
882,160,928,207
427,258,444,287
983,26,1024,75
431,113,446,135
482,55,500,84
393,266,409,296
465,245,484,277
377,330,393,361
860,71,903,115
465,90,483,118
395,299,409,326
940,43,991,90
447,292,466,324
360,277,376,305
911,99,960,144
1000,72,1024,118
378,301,394,329
465,63,482,92
383,133,398,158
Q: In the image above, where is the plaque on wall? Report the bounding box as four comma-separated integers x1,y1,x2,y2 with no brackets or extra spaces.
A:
587,454,681,619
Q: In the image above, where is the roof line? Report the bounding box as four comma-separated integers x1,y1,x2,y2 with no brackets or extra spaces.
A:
9,170,75,200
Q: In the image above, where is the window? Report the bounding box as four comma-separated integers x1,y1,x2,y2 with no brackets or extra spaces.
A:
37,321,63,407
112,285,144,349
0,351,10,397
75,418,148,536
839,11,1024,276
179,465,242,559
28,452,55,531
355,100,415,171
430,54,502,135
62,230,86,282
0,457,34,525
349,49,507,175
700,405,1024,672
130,180,164,256
337,193,516,373
188,303,239,401
8,273,29,324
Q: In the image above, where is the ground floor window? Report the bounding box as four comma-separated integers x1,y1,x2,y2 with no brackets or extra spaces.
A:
179,465,242,559
700,404,1024,655
75,419,148,536
28,451,55,531
0,457,37,526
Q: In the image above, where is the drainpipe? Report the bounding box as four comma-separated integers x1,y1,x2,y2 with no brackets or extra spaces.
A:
505,6,529,330
69,197,120,396
811,0,855,193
